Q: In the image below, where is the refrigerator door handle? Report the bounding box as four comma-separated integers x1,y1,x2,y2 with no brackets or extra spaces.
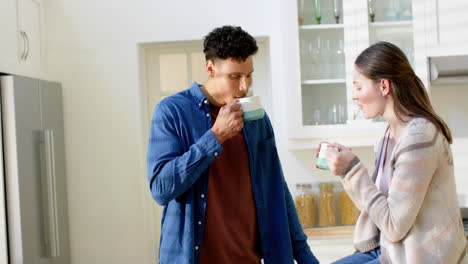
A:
39,129,61,258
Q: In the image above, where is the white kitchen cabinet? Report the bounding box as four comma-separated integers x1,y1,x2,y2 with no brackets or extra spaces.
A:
423,0,468,57
0,0,20,71
286,0,424,149
17,0,42,72
0,0,43,78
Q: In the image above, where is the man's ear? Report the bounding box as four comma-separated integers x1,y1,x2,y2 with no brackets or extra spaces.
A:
206,60,216,77
380,79,392,96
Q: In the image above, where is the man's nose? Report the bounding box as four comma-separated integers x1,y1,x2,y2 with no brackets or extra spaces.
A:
239,77,248,91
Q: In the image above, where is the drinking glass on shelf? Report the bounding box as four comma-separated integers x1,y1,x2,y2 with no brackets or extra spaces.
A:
339,40,346,78
297,0,305,25
368,0,376,22
300,38,308,57
313,108,322,125
326,105,342,124
300,39,314,80
314,0,323,24
310,37,322,79
338,104,346,123
322,39,332,78
330,39,345,79
332,0,342,24
401,9,412,20
401,0,412,21
388,0,401,21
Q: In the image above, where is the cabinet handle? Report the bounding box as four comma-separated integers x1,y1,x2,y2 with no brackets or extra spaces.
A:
24,31,30,61
39,130,61,258
20,31,26,60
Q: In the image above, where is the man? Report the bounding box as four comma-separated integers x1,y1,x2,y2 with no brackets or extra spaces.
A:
147,25,319,264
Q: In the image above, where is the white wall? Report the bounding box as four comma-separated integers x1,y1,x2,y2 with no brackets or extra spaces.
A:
43,1,277,263
43,1,376,263
431,83,468,207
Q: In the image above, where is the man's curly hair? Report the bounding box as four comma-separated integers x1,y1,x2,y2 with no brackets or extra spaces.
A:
203,25,258,62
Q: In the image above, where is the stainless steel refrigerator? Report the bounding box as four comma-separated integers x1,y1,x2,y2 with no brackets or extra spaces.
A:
0,75,70,264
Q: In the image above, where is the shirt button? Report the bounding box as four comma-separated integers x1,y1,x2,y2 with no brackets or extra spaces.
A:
214,152,218,156
198,221,202,225
201,194,205,198
198,103,202,107
195,246,199,250
206,113,210,118
204,100,208,104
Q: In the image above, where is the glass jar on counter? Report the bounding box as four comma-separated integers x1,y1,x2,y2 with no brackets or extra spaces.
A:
339,191,359,225
318,183,336,226
294,183,316,228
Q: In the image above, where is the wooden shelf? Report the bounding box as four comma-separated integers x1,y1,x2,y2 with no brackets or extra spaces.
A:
304,225,354,237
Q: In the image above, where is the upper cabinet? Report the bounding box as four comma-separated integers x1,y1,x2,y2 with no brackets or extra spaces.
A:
0,0,43,78
18,0,42,72
423,0,468,57
0,0,20,69
287,0,422,149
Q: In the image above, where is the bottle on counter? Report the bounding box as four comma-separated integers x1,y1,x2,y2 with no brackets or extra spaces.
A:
318,183,336,226
294,183,316,228
339,191,359,225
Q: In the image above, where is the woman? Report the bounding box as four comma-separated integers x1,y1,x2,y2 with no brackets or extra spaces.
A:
320,42,467,264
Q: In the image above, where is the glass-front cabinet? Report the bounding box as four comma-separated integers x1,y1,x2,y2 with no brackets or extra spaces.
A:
368,0,414,66
287,0,422,149
287,0,426,236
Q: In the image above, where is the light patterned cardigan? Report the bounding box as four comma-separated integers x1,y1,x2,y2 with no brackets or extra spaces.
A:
341,117,467,264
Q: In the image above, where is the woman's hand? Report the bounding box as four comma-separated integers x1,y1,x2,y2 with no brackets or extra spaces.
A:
324,143,359,176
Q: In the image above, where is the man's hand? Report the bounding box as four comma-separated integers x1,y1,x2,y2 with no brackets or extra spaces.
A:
211,100,244,144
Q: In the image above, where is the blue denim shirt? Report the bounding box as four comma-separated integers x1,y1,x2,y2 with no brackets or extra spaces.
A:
147,82,319,264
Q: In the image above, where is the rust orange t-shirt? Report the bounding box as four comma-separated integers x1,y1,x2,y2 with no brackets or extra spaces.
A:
199,104,261,264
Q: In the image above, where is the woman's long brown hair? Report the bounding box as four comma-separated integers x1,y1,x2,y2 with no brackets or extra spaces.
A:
355,41,452,143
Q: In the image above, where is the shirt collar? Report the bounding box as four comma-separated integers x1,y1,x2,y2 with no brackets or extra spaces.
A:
189,82,209,109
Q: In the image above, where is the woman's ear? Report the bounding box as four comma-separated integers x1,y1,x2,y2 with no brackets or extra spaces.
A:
380,79,392,96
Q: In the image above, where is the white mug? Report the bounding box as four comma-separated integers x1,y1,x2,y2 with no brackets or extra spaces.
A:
316,142,330,170
238,95,265,122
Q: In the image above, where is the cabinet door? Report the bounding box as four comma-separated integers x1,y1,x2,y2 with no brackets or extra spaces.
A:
0,0,20,71
17,0,42,70
425,0,468,56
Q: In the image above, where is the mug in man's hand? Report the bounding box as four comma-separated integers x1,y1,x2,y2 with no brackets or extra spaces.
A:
238,95,265,121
